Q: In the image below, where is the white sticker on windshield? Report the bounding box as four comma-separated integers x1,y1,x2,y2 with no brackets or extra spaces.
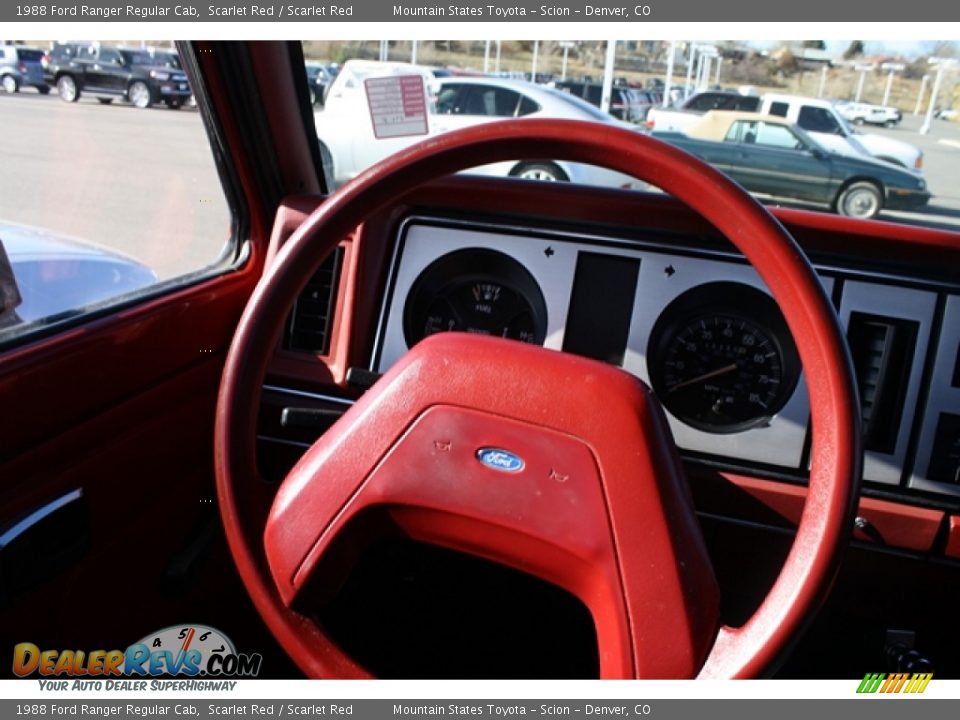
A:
364,75,429,139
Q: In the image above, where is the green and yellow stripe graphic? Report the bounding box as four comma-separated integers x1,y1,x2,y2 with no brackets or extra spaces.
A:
857,672,933,694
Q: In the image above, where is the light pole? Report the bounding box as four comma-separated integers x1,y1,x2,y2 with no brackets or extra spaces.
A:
715,56,722,86
853,63,874,102
601,40,616,115
411,40,417,65
921,57,958,135
560,41,575,81
914,74,929,115
495,40,501,74
881,62,905,107
663,40,676,107
531,40,539,82
684,43,698,100
818,65,828,98
697,46,718,91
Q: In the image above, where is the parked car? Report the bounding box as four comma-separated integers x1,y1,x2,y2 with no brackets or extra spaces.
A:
648,91,923,170
49,45,192,109
305,61,332,106
315,61,641,188
654,111,929,219
0,221,157,329
0,45,49,95
553,80,653,122
762,93,921,170
836,101,903,127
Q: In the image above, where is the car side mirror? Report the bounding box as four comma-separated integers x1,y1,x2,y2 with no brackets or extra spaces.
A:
0,238,23,327
808,146,827,160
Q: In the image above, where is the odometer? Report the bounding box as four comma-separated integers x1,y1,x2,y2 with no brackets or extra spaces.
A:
648,283,801,434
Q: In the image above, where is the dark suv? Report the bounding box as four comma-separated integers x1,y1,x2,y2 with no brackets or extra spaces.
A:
49,45,191,109
553,81,650,123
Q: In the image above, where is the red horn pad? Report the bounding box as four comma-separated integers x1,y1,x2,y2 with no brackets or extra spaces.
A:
264,332,720,678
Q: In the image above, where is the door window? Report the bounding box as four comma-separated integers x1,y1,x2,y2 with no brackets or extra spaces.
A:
768,101,789,117
0,42,235,344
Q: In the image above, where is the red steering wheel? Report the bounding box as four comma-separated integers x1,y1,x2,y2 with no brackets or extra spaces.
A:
214,119,861,678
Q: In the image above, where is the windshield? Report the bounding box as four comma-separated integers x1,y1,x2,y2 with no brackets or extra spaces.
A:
306,40,957,230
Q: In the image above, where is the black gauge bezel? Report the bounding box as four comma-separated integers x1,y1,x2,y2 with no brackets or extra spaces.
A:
647,282,802,434
403,248,548,349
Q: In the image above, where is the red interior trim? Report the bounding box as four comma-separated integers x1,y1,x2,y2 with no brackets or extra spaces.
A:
713,473,944,553
946,516,960,560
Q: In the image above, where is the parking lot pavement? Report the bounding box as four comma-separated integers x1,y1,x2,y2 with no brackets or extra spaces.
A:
1,91,958,286
857,113,960,230
0,91,230,281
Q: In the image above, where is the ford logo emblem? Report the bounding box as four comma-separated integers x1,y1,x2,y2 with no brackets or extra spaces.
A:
476,447,525,473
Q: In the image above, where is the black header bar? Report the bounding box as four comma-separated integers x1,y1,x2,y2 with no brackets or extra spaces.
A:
2,0,957,22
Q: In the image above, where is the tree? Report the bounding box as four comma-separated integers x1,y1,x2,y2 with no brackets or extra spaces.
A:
777,49,799,74
923,40,958,59
843,41,865,60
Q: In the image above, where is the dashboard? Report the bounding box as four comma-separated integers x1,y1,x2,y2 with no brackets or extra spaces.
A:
370,215,958,501
249,182,960,676
256,179,960,568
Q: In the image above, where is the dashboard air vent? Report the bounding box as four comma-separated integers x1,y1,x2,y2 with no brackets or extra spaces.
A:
284,248,344,355
847,312,918,454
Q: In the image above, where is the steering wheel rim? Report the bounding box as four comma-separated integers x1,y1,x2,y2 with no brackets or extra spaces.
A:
215,119,861,679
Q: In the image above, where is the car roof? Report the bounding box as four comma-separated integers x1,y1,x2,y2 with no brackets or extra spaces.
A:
763,92,832,108
686,110,795,139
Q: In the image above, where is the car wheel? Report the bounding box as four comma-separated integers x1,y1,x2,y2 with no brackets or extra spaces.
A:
1,75,19,94
308,87,317,105
37,85,50,95
853,117,865,125
56,75,79,102
97,98,114,105
884,119,897,128
128,81,153,109
835,181,882,219
165,99,183,110
510,162,569,182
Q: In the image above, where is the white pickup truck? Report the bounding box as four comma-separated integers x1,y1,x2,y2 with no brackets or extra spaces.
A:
647,92,922,171
836,101,903,127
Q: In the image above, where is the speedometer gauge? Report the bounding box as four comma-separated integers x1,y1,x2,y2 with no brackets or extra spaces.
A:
648,283,801,434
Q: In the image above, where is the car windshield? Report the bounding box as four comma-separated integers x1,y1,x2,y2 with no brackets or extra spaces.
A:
305,40,957,231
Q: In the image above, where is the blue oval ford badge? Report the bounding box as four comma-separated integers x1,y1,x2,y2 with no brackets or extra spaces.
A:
476,447,525,473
